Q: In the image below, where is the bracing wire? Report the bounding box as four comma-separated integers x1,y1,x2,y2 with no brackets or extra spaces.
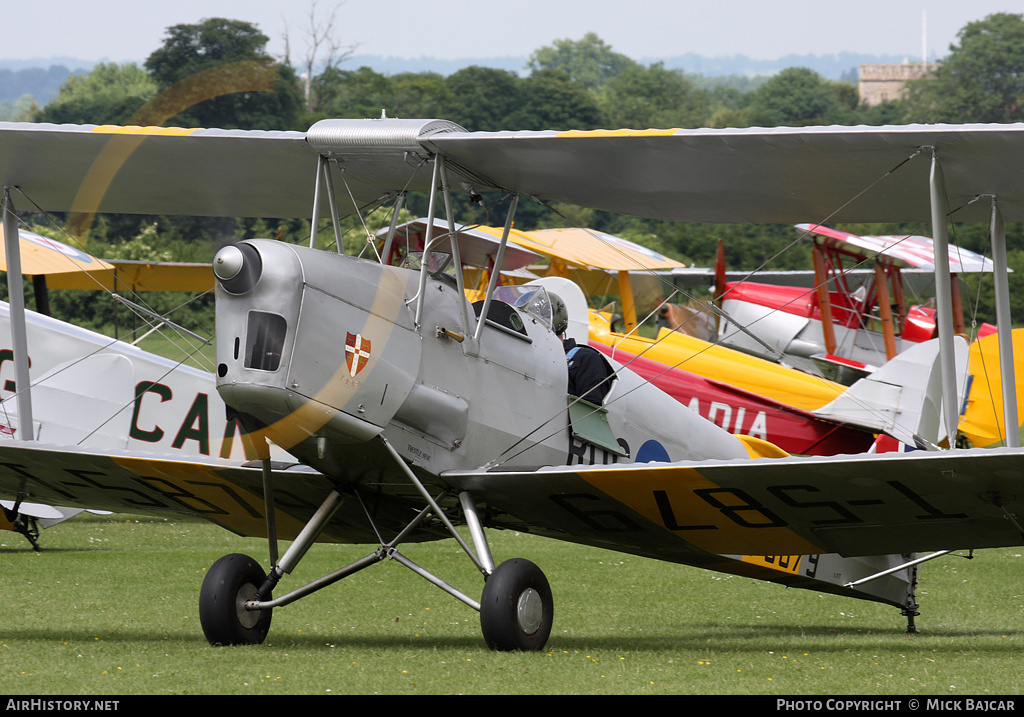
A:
482,145,986,467
0,187,221,446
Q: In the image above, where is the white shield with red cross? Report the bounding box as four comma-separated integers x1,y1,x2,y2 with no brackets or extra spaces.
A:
345,332,371,377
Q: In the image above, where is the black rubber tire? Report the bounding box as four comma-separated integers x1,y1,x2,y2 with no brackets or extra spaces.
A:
199,553,272,646
480,558,553,651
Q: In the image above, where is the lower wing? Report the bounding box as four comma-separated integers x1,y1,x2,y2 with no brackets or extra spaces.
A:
445,446,1024,559
0,440,446,545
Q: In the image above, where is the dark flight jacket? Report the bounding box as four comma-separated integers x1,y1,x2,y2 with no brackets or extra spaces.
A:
562,338,615,405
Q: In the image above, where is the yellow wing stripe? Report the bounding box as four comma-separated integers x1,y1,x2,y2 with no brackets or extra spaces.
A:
90,125,200,136
575,463,826,556
740,554,803,574
555,128,681,138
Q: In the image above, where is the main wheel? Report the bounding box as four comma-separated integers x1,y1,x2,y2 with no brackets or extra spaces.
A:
480,558,553,651
199,553,273,646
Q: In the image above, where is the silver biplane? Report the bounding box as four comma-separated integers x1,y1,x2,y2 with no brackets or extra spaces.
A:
0,118,1021,651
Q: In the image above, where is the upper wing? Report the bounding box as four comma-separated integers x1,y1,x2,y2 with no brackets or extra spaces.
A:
490,226,689,272
430,124,1024,224
445,446,1024,560
0,440,445,544
0,119,467,219
0,123,318,218
2,120,1024,224
796,223,997,272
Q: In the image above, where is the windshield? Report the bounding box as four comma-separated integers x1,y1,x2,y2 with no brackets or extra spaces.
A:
401,250,455,278
491,285,555,331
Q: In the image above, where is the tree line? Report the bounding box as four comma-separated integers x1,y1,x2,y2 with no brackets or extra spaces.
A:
14,12,1024,333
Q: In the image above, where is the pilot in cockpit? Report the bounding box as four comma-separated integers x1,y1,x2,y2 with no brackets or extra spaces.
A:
546,292,616,405
488,285,616,405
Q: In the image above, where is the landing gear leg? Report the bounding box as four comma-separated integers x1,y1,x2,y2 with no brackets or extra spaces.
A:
195,436,558,652
903,606,920,634
381,437,556,651
903,560,920,634
199,553,273,645
2,504,40,552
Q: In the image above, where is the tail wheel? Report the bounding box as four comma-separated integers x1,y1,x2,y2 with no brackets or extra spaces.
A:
480,558,553,651
199,553,273,646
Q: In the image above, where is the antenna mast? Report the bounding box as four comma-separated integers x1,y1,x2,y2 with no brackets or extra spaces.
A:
922,9,927,63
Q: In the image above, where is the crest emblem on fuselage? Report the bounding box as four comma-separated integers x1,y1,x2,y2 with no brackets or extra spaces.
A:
345,332,371,377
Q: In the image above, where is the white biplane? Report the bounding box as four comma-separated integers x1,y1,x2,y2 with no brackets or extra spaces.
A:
0,119,1021,651
710,222,999,382
0,228,255,548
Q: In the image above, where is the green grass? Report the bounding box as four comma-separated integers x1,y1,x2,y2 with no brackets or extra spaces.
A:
2,512,1022,695
127,332,217,373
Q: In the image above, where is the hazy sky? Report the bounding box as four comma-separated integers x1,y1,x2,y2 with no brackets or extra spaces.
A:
5,0,1022,65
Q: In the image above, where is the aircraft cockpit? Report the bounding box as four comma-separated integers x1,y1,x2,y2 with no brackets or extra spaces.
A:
489,285,558,332
468,283,565,342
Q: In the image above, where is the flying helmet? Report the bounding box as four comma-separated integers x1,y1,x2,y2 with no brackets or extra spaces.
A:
548,292,568,335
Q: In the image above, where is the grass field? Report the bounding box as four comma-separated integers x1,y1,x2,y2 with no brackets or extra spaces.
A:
130,331,217,373
2,511,1022,695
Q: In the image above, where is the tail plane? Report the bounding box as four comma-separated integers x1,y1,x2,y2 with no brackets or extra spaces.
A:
811,336,969,450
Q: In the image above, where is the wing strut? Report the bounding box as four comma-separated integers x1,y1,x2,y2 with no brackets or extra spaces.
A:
472,194,520,343
310,154,344,253
986,197,1020,447
874,261,898,361
617,270,638,333
927,149,960,444
844,550,953,588
811,242,838,355
412,158,441,329
2,189,32,439
379,192,406,265
438,158,471,336
411,156,489,345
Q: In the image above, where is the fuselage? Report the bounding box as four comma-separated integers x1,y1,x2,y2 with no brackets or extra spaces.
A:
213,240,752,487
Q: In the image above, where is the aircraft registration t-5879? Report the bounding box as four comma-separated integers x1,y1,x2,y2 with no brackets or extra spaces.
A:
0,118,1022,651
